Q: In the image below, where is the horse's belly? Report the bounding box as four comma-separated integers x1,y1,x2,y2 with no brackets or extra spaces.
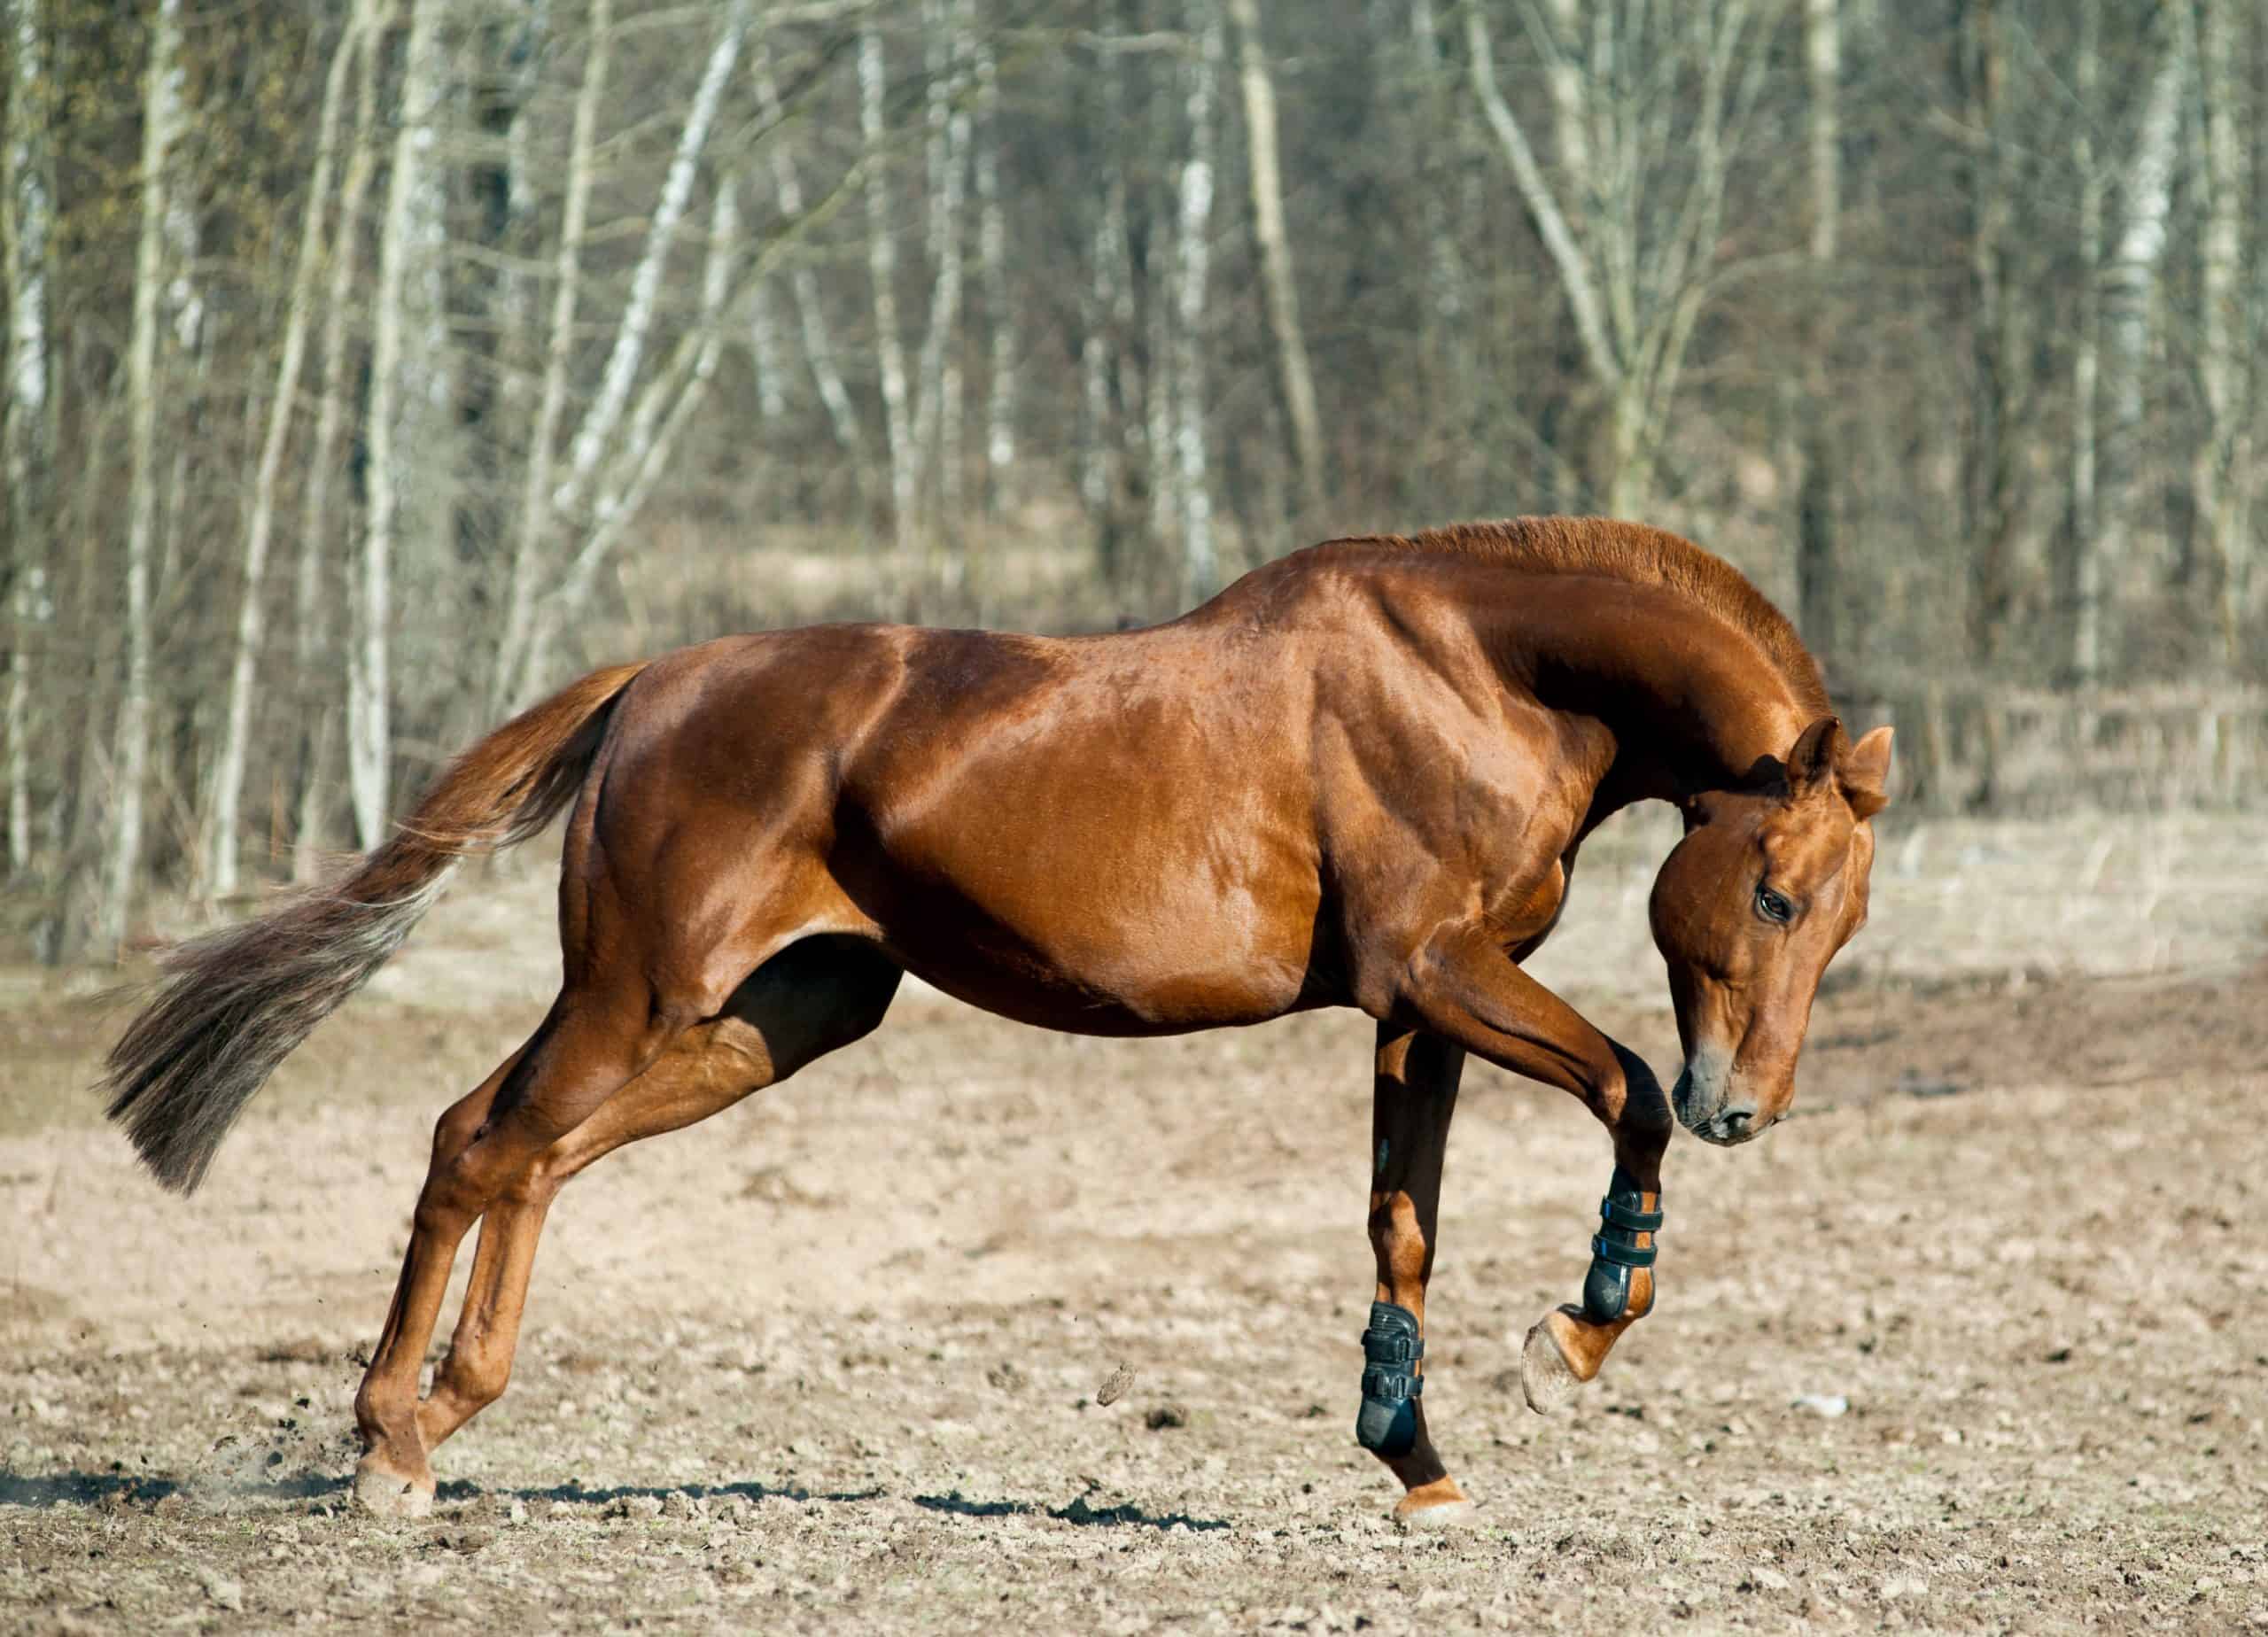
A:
897,935,1313,1036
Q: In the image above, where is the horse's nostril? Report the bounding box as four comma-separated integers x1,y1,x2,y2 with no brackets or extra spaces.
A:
1720,1106,1756,1136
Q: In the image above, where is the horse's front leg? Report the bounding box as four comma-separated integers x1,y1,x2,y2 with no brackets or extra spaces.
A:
1359,1022,1474,1525
1394,927,1675,1416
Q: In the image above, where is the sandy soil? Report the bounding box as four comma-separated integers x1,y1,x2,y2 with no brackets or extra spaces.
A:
2,815,2264,1633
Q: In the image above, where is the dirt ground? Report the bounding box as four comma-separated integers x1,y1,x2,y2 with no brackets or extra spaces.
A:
3,813,2264,1633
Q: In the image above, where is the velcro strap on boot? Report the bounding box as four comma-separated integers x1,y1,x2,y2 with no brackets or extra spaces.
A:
1355,1301,1424,1456
1582,1169,1662,1324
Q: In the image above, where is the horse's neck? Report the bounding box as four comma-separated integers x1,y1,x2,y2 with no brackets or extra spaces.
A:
1474,577,1812,804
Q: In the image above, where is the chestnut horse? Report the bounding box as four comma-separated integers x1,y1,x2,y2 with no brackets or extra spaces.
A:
105,517,1891,1525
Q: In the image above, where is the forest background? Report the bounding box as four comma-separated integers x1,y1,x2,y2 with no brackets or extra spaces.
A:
2,0,2262,961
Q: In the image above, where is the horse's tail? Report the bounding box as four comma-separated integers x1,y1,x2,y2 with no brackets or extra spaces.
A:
103,662,650,1194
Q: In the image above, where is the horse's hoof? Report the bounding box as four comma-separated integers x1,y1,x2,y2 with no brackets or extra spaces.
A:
1520,1316,1582,1416
353,1458,435,1520
1394,1496,1480,1531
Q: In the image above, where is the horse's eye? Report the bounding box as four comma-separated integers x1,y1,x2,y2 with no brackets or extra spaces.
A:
1755,887,1794,925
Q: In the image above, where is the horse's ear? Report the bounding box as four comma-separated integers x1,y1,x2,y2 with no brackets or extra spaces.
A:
1783,717,1846,794
1840,725,1894,818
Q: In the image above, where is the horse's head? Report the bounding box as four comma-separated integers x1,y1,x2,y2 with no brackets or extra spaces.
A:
1648,718,1892,1145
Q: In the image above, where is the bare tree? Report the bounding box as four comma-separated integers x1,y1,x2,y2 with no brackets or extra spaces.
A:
975,25,1014,515
293,6,387,879
1175,9,1223,600
2065,0,2103,684
1465,1,1786,514
207,2,372,898
2096,5,2188,628
353,0,446,846
1957,0,2020,663
1224,0,1324,523
3,0,55,880
2194,0,2250,667
508,0,751,705
492,0,614,714
97,0,190,955
861,27,919,587
754,45,866,470
1795,0,1839,656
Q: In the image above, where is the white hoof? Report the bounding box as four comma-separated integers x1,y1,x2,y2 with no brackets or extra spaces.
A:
1519,1318,1581,1416
1395,1497,1480,1531
353,1461,436,1520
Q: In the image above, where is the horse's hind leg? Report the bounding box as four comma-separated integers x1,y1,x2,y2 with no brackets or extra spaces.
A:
404,939,902,1474
1358,1022,1477,1526
352,980,703,1517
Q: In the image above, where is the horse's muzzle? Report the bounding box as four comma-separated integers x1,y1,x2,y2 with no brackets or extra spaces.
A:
1672,1054,1771,1146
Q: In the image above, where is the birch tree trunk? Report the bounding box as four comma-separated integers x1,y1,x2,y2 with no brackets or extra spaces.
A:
490,0,611,715
1795,0,1838,656
749,276,787,428
3,0,55,881
2098,11,2187,608
861,28,920,593
1958,0,2019,663
1224,0,1324,522
2193,0,2249,667
1175,11,1223,601
912,0,973,576
754,47,866,469
2066,0,2103,683
509,0,748,705
1465,3,1777,515
975,28,1014,516
294,11,385,879
207,2,368,897
353,0,447,847
547,178,744,626
97,0,187,955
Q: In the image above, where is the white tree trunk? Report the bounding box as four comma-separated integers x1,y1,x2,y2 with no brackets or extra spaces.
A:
100,0,186,954
1796,0,1839,650
913,3,974,572
1466,4,1776,513
861,28,919,591
353,0,446,847
754,47,866,467
491,0,612,715
207,2,369,897
552,0,749,525
1175,12,1223,601
4,0,55,879
294,12,384,879
2068,0,2102,683
2098,11,2187,597
1225,0,1324,521
2194,0,2249,663
507,2,748,702
552,179,743,622
975,29,1014,513
749,274,787,426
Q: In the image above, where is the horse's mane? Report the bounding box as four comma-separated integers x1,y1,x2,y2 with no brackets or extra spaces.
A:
1343,516,1834,718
